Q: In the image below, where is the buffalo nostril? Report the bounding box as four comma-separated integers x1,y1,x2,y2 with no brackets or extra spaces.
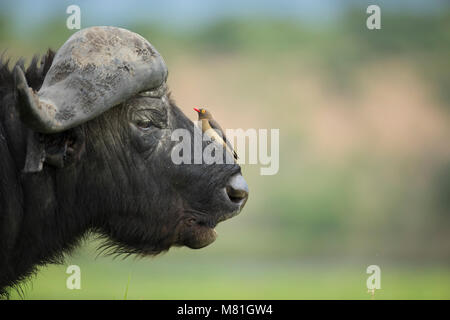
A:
226,186,248,203
226,174,249,204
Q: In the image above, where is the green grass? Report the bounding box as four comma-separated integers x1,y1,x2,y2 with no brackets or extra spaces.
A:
8,251,450,300
123,274,131,300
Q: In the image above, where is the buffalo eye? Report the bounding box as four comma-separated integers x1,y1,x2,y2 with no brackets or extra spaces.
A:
131,108,167,131
136,119,153,131
128,97,168,133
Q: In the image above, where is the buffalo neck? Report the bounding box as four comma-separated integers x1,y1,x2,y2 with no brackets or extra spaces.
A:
0,109,91,294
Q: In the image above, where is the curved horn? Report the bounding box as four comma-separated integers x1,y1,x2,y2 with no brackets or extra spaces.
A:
15,26,168,133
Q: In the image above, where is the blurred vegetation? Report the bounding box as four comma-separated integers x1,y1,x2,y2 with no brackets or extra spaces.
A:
1,6,449,299
2,9,448,102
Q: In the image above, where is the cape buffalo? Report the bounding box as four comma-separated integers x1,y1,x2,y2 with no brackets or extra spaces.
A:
0,26,248,296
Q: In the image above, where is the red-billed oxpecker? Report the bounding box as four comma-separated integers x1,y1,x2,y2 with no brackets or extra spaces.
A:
194,107,238,160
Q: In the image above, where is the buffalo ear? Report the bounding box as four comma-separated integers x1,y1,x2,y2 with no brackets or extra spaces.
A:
23,131,45,173
22,127,85,173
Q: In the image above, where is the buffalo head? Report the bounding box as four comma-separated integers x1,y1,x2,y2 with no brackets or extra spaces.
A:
12,26,249,258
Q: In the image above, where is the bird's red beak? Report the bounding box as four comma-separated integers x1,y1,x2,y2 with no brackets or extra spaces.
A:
193,108,200,113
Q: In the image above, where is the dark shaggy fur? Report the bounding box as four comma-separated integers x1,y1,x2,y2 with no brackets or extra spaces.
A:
0,51,241,297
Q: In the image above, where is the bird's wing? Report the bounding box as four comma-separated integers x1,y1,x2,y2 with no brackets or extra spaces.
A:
208,118,238,159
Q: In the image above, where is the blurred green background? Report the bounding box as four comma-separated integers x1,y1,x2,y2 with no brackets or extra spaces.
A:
1,0,449,299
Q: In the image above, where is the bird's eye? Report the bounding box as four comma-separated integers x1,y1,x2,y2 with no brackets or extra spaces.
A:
202,110,206,114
